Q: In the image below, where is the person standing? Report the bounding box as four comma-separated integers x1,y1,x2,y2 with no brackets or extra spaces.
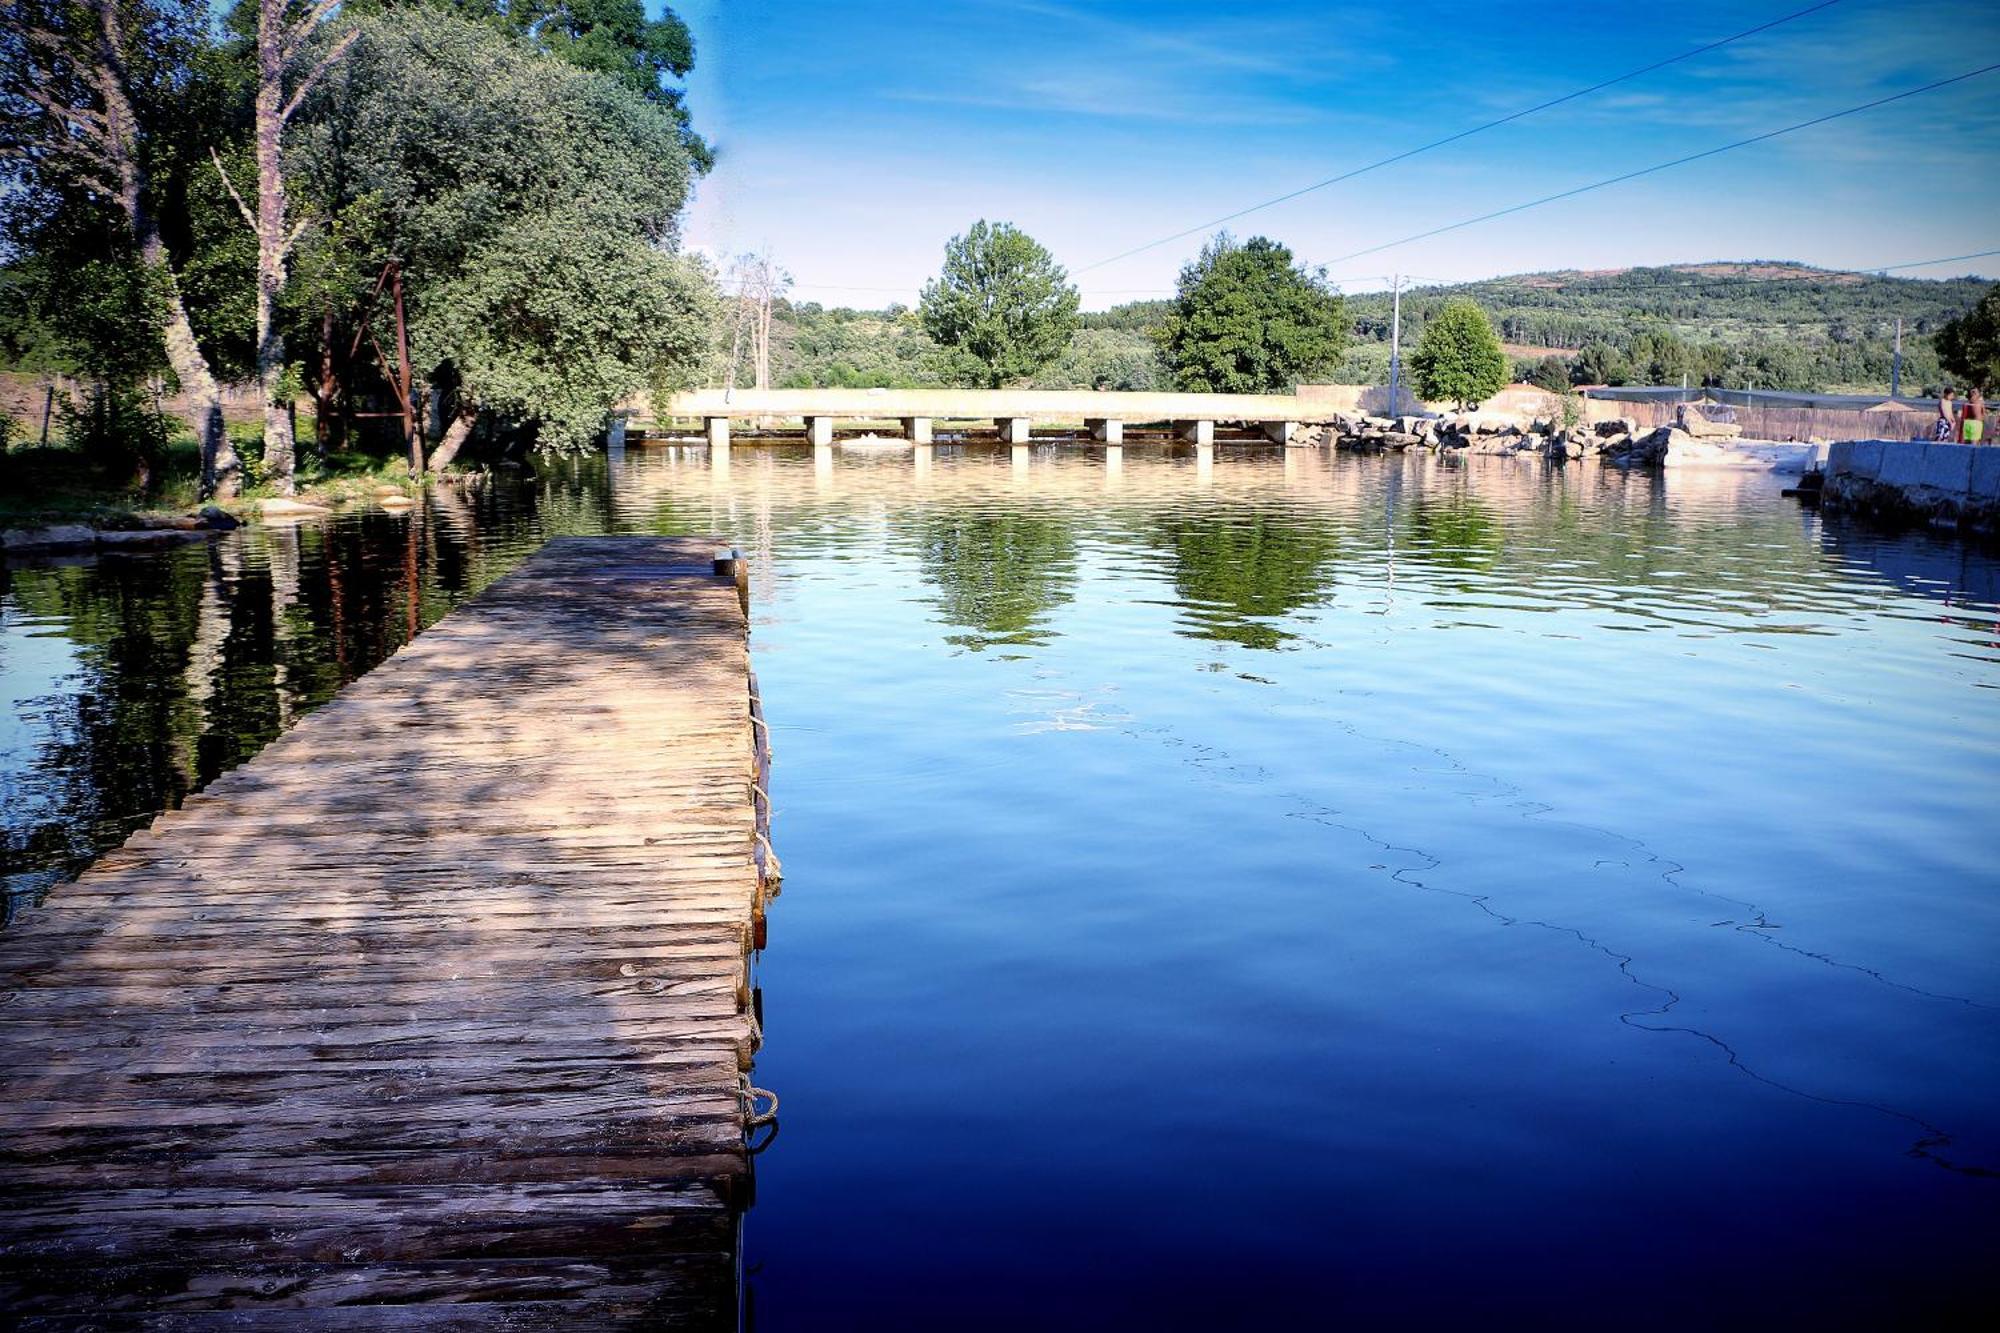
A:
1962,387,1986,445
1936,387,1959,441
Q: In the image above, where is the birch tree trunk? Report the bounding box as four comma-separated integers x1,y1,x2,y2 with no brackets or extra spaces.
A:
254,0,295,495
92,2,238,495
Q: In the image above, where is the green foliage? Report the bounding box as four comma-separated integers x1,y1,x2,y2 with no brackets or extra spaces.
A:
1935,283,2000,390
349,0,710,167
417,211,714,451
1523,354,1572,391
1079,300,1170,335
1155,235,1347,393
296,9,706,452
57,383,175,483
1346,263,1983,395
1033,328,1167,391
1410,299,1507,409
772,304,953,389
1572,340,1629,386
919,220,1080,388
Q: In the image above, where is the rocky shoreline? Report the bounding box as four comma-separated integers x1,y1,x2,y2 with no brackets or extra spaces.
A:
0,507,242,555
1313,402,1752,468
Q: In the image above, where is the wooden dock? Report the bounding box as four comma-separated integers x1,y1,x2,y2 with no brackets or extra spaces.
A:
0,536,777,1328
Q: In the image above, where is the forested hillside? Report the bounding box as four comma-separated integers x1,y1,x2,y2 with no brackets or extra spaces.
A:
1345,262,1989,394
758,262,1989,396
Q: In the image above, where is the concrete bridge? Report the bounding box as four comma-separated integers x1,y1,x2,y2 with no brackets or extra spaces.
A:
660,388,1339,449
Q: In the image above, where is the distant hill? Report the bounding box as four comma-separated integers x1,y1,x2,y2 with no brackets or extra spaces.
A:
1333,261,1990,394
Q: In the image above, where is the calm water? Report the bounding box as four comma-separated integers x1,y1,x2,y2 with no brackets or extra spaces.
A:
4,445,1998,1327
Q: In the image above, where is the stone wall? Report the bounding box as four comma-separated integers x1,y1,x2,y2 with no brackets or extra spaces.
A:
1823,440,2000,531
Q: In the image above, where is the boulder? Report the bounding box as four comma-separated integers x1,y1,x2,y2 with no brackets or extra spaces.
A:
127,513,205,531
199,505,241,530
1594,418,1635,438
0,524,96,553
94,528,207,547
1605,426,1677,467
260,497,330,517
1675,404,1742,439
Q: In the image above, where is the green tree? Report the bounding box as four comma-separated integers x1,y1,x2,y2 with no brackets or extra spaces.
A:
1,0,241,492
1935,282,2000,390
1409,298,1507,409
1034,327,1166,391
1155,234,1347,393
417,210,715,458
919,220,1079,388
1524,354,1571,392
1572,340,1630,387
292,8,707,463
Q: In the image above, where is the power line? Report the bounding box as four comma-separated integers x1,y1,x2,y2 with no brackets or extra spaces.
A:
1321,63,2000,268
1871,247,2000,273
1072,0,1845,275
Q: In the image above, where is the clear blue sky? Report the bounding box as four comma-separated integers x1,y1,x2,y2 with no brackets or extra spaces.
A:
672,0,2000,308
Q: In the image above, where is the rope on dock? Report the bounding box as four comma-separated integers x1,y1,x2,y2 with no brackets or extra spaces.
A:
741,1076,780,1128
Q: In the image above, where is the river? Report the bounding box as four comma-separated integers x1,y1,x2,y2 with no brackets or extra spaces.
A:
3,444,1996,1326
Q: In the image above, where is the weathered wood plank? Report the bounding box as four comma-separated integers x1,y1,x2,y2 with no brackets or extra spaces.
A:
0,537,769,1324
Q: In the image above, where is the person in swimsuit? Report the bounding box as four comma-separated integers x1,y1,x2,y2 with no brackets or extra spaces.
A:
1962,388,1986,445
1937,388,1958,441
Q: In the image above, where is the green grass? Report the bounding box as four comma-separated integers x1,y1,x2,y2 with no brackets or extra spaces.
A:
2,425,421,526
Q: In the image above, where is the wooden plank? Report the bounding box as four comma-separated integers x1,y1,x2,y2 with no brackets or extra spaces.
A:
0,537,769,1324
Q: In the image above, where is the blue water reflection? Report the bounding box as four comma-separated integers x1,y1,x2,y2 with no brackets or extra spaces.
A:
3,446,1995,1326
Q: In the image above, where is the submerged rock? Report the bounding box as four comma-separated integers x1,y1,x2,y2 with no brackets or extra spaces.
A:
0,524,96,553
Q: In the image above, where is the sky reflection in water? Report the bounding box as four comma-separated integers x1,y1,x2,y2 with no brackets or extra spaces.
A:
3,446,1996,1327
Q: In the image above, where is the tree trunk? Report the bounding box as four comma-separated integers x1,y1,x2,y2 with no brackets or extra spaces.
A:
427,406,477,472
92,1,236,496
254,0,295,495
152,241,237,497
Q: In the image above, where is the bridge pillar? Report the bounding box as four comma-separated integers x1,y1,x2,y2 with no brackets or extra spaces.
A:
705,416,731,449
1196,441,1214,482
901,416,933,445
996,417,1031,445
1086,418,1123,445
805,415,834,447
1261,420,1299,446
1177,419,1215,446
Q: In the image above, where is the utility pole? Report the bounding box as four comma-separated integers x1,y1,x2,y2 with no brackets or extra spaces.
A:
1387,274,1404,415
1891,316,1903,399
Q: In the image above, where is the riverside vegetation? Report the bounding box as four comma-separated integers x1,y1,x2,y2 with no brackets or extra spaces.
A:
2,5,1995,529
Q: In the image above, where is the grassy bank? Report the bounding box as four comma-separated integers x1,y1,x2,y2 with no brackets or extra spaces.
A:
2,428,424,528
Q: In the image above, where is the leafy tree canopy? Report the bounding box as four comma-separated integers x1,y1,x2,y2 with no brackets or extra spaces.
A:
1935,282,2000,391
919,220,1079,389
294,8,708,450
1155,234,1347,393
416,209,714,450
347,0,708,165
1410,298,1507,409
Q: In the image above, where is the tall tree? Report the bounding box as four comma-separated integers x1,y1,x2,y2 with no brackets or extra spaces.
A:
210,0,355,495
919,220,1078,389
1154,234,1347,393
293,8,708,465
1,0,239,494
1935,282,2000,390
1410,298,1508,409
